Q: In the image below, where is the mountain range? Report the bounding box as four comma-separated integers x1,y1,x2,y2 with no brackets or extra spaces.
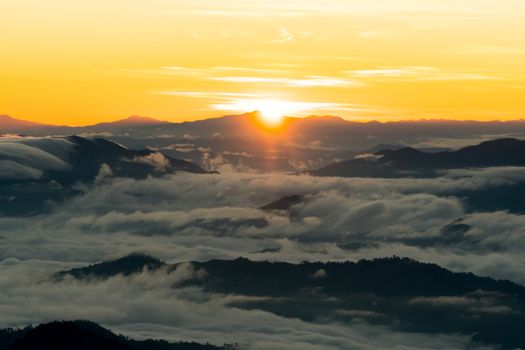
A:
3,113,525,150
0,115,164,132
3,113,525,173
4,134,525,215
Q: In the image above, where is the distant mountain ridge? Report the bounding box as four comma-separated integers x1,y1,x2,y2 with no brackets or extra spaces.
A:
0,115,51,130
0,115,167,131
4,114,525,174
4,113,525,130
3,113,525,147
91,115,167,128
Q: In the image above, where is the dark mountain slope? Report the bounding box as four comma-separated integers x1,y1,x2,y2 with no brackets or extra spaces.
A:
55,255,525,349
0,135,209,186
311,138,525,178
0,136,211,216
260,194,304,211
190,257,525,298
56,255,525,299
53,253,165,280
52,136,210,185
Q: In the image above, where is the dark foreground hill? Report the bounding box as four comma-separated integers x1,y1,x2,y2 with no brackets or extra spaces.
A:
0,321,232,350
56,254,525,349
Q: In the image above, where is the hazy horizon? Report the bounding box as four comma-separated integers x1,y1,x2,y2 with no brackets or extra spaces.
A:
6,112,525,128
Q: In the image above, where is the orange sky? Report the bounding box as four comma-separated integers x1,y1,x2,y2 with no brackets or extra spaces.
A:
1,0,525,126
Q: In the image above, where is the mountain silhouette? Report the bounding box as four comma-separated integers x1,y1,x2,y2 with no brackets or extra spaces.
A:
310,138,525,177
6,114,525,174
55,255,525,349
54,253,165,280
260,194,304,211
57,254,525,298
0,136,212,216
0,321,230,350
0,115,50,131
54,136,210,185
5,113,525,152
93,115,166,127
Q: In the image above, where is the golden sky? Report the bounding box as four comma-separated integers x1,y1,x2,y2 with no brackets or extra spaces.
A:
1,0,525,125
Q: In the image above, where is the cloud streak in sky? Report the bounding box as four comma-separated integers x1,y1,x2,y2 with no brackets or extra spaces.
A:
176,0,522,18
350,66,500,81
210,75,361,87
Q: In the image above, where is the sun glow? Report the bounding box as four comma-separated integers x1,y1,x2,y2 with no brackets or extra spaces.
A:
230,99,299,126
258,100,293,126
213,98,335,127
2,1,525,124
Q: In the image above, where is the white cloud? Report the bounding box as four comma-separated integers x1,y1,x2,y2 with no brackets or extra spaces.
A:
211,98,352,116
0,138,73,179
0,160,43,180
350,66,499,81
1,167,525,348
0,259,495,350
450,45,525,56
3,168,525,281
94,164,113,183
131,153,171,172
274,27,295,43
210,75,360,87
174,0,517,19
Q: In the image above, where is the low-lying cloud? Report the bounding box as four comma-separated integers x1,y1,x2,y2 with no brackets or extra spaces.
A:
0,137,73,179
0,259,496,350
2,167,525,348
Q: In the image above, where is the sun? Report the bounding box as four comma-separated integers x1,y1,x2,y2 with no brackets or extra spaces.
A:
258,102,289,126
245,99,296,127
213,98,319,128
242,99,302,127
